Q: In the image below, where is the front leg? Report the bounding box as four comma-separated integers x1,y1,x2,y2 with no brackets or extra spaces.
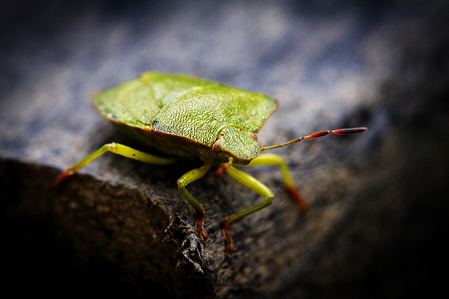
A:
177,162,213,242
223,165,274,254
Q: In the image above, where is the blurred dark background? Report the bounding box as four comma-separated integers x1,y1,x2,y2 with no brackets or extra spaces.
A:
1,0,448,298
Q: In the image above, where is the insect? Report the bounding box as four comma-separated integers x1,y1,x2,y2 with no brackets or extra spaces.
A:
53,72,367,254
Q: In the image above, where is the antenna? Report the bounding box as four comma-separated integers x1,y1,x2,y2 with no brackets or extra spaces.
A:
260,127,367,151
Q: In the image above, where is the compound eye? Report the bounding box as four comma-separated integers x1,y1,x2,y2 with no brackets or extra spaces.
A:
248,132,257,141
212,139,222,153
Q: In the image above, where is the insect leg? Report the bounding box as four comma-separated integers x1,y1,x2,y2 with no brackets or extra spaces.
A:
177,162,213,242
222,165,274,254
245,153,309,213
53,142,177,190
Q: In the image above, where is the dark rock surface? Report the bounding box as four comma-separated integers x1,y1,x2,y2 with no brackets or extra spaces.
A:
1,0,448,298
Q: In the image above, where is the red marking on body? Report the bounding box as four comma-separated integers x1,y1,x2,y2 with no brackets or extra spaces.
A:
212,139,222,153
248,132,258,141
216,164,229,177
209,165,229,184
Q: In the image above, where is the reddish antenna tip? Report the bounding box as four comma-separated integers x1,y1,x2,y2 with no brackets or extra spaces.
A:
304,130,330,139
331,127,367,135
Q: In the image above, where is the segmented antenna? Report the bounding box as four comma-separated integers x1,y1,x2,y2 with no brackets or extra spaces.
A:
260,127,367,151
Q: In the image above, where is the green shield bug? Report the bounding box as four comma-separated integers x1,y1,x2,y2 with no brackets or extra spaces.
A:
54,72,367,254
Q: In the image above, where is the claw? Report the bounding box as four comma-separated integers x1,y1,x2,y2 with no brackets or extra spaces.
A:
52,168,75,191
196,215,209,242
223,220,234,255
287,185,309,214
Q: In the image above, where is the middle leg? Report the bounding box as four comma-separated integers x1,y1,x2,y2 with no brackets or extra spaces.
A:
245,153,309,213
223,165,274,254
